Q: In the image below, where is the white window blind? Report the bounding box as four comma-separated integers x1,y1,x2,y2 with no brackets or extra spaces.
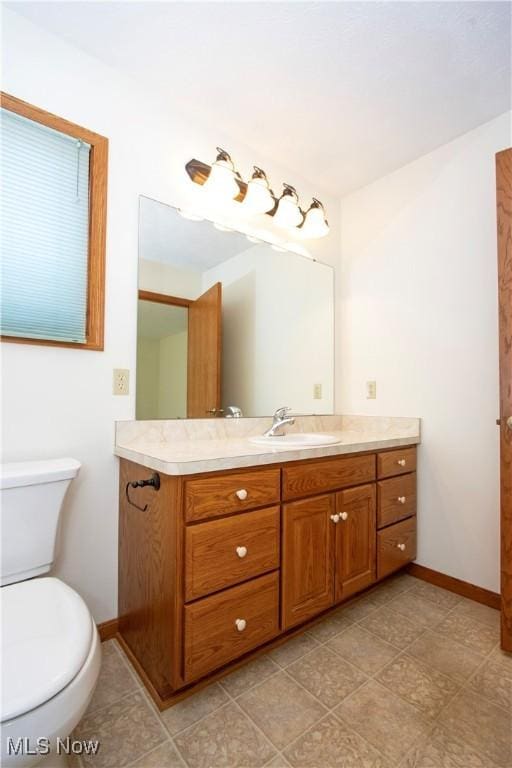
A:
1,108,91,343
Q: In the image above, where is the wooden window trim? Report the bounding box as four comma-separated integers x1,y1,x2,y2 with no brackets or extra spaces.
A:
0,92,108,351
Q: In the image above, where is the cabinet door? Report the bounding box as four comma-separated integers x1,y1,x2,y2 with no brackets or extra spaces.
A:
335,484,376,602
282,495,335,629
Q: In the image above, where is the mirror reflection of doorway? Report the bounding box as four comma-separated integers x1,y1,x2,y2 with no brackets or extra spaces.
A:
136,285,221,419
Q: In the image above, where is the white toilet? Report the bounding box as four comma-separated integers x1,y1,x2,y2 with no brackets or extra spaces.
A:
0,459,101,767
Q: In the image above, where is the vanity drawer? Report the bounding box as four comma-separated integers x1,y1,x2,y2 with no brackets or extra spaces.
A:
185,506,280,601
184,468,281,523
377,516,416,579
184,572,279,682
377,473,416,528
377,447,416,479
282,454,375,501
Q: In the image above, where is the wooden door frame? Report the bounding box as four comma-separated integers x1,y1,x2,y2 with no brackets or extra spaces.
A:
496,148,512,651
138,290,191,308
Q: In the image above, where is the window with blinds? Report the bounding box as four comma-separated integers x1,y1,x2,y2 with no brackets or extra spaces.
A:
0,94,108,350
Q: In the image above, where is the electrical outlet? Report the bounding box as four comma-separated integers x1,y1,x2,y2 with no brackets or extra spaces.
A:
313,383,323,400
366,380,377,399
113,368,129,395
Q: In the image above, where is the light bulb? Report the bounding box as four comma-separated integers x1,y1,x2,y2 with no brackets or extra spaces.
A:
300,199,330,238
243,167,275,214
273,184,303,228
203,148,240,201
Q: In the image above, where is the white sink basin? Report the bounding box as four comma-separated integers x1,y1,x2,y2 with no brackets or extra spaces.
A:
249,432,341,449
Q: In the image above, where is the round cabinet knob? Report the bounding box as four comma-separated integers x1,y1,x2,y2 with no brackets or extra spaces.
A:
330,514,340,524
340,511,349,521
235,618,247,632
236,546,248,559
397,459,406,467
235,489,248,501
397,496,406,504
397,543,406,551
507,416,512,430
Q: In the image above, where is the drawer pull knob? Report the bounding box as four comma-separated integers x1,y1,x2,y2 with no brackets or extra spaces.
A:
340,511,349,521
235,489,248,501
397,496,406,504
236,546,248,558
330,514,340,524
235,618,247,632
397,459,406,467
397,543,406,551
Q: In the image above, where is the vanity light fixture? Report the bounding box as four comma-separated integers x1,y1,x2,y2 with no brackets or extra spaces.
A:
300,198,330,238
185,152,329,239
242,167,275,214
202,147,241,201
273,184,304,228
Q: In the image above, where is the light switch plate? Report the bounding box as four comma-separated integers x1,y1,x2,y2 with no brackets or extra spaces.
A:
366,380,377,399
113,368,130,395
313,383,323,400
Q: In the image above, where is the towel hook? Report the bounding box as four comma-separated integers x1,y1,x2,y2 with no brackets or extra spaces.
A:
125,472,160,511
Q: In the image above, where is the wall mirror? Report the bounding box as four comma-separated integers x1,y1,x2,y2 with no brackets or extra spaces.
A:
137,195,334,418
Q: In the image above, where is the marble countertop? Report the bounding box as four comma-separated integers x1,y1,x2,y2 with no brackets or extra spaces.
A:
114,415,420,475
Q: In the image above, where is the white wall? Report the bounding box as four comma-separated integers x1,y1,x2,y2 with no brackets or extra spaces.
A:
338,112,511,593
1,9,340,622
204,246,334,416
158,331,187,418
138,258,203,301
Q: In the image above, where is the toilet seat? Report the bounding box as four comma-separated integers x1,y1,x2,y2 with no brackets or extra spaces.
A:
1,578,92,722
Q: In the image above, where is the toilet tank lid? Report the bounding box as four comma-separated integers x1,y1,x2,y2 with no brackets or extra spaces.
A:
0,458,81,489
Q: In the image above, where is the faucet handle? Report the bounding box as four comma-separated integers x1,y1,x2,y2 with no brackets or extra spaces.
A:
274,406,292,419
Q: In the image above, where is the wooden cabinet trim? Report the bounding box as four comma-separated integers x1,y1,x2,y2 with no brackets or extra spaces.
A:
283,454,376,501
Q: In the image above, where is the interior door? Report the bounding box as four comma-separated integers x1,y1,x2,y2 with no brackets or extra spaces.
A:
496,148,512,651
187,282,222,418
335,484,376,602
282,495,335,629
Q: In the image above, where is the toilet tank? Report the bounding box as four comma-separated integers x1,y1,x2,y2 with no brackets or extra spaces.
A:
0,458,81,586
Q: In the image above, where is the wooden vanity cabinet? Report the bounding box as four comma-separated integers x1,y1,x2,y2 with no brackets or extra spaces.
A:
118,445,417,708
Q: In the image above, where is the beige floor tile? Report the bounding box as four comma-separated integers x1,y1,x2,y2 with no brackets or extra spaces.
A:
434,611,499,655
306,608,354,642
451,598,501,629
401,724,501,768
440,689,511,767
174,701,275,768
286,645,367,708
406,630,483,684
489,645,512,675
406,580,462,609
375,653,459,719
335,680,430,764
376,573,418,598
268,632,320,668
237,672,326,750
266,755,291,767
327,624,400,675
220,655,280,698
284,713,392,768
131,741,184,767
86,641,139,715
359,605,425,649
340,590,391,622
75,691,167,768
159,683,229,736
466,657,512,710
387,591,451,629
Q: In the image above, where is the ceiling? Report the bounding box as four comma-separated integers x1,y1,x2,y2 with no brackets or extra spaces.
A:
9,2,511,196
139,196,255,271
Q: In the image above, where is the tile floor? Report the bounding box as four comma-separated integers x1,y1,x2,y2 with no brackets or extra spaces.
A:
71,574,511,768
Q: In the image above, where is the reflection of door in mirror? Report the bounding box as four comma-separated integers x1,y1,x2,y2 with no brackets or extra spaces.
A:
136,286,222,419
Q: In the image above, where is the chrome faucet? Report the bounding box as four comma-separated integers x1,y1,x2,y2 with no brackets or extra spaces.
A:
263,407,295,438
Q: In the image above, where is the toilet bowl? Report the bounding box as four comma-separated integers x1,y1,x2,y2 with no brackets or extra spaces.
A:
0,460,101,767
